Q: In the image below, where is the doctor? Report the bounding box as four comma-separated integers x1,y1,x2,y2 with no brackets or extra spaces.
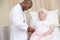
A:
9,0,32,40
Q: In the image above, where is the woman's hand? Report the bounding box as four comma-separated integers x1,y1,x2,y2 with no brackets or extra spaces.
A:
42,25,54,37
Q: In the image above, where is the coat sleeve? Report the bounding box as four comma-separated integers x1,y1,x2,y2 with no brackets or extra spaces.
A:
10,5,28,31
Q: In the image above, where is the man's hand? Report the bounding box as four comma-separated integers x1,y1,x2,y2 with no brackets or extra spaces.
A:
27,27,35,33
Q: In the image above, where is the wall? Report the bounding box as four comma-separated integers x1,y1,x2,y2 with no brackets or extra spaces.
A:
0,0,10,27
0,0,60,26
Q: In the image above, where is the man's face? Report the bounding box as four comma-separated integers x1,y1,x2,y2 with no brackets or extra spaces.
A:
39,11,47,20
23,3,32,10
22,0,32,11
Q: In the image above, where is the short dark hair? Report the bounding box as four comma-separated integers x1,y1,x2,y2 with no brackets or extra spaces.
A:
20,0,32,10
25,0,32,3
25,0,31,1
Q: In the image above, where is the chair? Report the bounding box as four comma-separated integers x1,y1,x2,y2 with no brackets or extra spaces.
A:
0,26,10,40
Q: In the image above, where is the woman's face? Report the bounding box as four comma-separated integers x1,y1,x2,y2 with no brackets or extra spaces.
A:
39,11,47,20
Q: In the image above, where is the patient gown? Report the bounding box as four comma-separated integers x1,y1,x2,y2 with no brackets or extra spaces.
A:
30,20,53,40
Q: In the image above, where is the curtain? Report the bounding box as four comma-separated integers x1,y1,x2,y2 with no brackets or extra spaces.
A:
10,0,60,10
0,0,60,26
9,0,60,24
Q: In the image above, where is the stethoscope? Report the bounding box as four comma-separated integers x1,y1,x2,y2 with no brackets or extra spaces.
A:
22,12,25,23
21,5,26,23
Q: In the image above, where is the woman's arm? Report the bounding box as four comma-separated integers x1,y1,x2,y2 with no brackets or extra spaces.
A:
42,24,54,36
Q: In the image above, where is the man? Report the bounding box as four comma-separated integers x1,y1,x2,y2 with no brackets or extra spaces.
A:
9,0,32,40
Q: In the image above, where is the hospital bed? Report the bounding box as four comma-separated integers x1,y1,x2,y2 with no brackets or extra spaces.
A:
0,10,60,40
29,10,60,40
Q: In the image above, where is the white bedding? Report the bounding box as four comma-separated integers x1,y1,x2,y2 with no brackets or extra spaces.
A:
29,9,60,40
53,27,60,40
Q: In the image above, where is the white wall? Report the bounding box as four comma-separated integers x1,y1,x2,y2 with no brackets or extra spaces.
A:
0,0,10,27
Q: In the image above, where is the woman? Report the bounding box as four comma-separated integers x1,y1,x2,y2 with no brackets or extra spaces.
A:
30,9,54,40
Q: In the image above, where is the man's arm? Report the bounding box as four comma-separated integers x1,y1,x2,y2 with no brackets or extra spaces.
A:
12,13,28,31
10,5,28,31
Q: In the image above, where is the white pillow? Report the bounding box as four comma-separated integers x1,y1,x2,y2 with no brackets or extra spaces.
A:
30,12,39,21
30,10,59,27
47,10,59,26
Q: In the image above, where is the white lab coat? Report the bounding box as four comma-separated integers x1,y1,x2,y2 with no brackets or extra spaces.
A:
9,4,28,40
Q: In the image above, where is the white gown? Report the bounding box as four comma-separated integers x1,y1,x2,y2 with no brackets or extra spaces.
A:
9,4,28,40
30,20,53,40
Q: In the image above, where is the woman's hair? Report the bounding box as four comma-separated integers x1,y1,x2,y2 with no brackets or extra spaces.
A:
39,8,48,14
